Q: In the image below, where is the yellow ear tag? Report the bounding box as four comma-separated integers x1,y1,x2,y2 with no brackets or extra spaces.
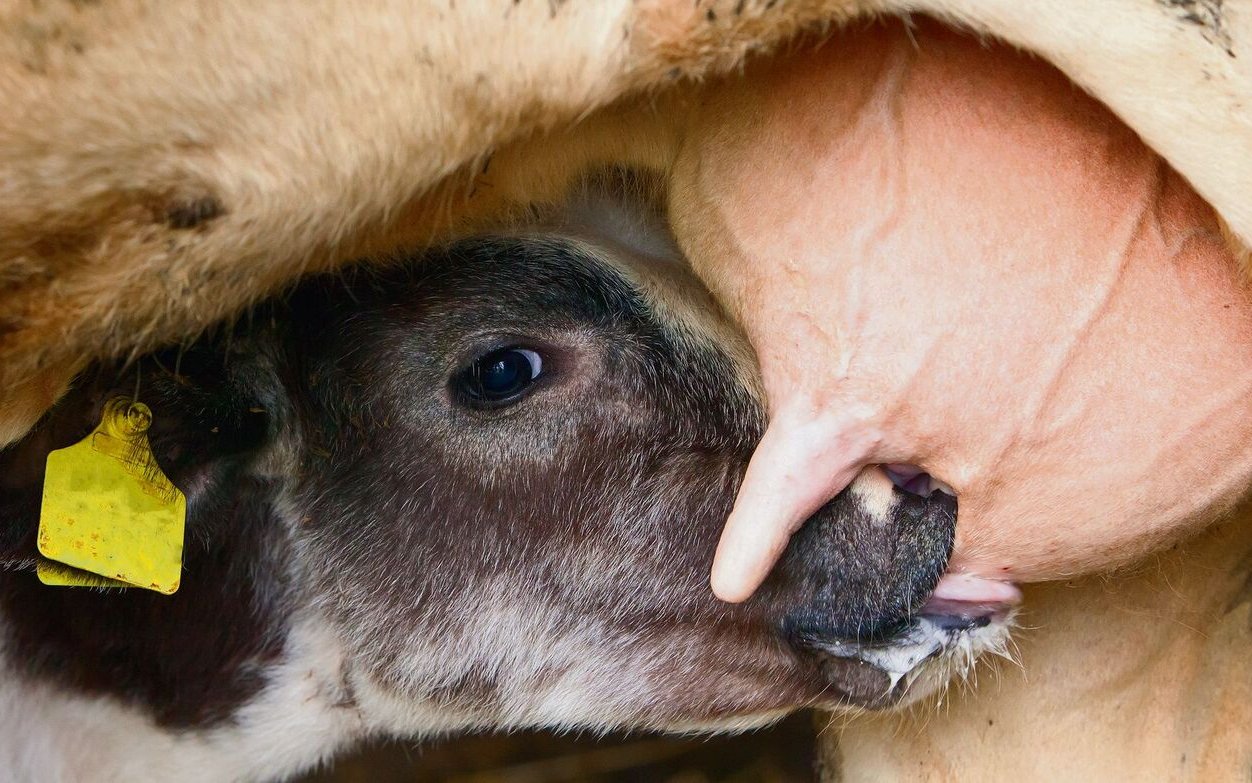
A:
37,398,186,594
36,558,132,590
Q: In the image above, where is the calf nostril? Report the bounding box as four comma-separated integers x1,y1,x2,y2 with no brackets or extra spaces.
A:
884,464,955,498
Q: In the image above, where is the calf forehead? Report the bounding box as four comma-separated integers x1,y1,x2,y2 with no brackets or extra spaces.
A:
291,235,759,437
307,238,650,339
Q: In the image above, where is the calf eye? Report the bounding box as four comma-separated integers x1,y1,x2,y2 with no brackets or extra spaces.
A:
456,347,544,407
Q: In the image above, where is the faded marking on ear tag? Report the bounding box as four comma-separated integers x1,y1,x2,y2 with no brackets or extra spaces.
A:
36,559,131,590
37,398,185,595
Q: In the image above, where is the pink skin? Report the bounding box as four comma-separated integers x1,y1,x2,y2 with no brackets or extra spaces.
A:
669,20,1252,603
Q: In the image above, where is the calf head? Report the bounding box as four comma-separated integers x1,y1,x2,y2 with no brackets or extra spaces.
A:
0,215,1006,765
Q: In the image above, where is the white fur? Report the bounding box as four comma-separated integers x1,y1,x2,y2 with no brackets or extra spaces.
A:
0,616,361,783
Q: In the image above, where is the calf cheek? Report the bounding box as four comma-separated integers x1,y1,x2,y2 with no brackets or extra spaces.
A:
291,409,813,720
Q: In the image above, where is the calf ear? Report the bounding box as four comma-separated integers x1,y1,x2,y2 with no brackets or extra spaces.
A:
137,340,282,491
0,336,286,558
0,341,298,728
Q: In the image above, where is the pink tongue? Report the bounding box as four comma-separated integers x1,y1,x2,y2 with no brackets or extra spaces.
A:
930,573,1022,605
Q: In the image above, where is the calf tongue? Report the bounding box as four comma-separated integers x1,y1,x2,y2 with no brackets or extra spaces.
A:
928,573,1022,608
669,18,1252,601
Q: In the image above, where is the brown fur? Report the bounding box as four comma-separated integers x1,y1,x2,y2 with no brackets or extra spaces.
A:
0,0,869,443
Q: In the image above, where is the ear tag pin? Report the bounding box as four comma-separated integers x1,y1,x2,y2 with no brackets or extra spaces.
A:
37,398,186,594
